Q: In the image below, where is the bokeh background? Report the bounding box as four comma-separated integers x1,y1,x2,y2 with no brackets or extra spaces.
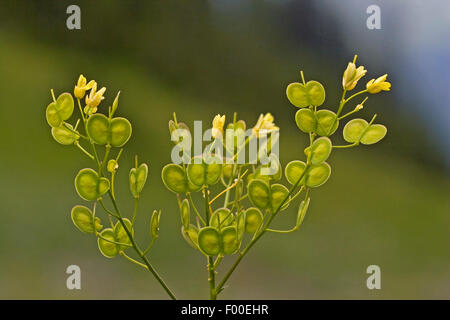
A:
0,0,448,299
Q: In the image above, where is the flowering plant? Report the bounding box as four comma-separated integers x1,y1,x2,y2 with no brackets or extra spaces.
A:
45,55,390,299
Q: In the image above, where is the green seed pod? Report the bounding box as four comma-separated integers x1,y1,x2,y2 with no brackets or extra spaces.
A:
296,197,310,229
182,224,199,249
186,156,222,187
295,108,316,133
247,179,271,209
180,199,190,229
343,119,387,145
161,164,188,194
86,114,132,147
360,124,387,145
129,163,148,199
46,93,74,127
114,218,133,251
307,137,332,164
51,124,79,145
222,163,233,180
150,210,161,240
210,208,234,229
97,229,119,258
71,205,102,234
74,168,110,201
198,226,222,256
270,184,290,212
305,162,331,188
285,160,307,185
221,226,239,255
343,118,368,143
236,211,246,242
244,207,263,234
286,81,326,108
315,110,339,136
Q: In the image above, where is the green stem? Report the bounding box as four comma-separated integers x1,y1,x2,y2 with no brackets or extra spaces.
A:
107,190,177,300
131,197,139,226
74,141,95,160
216,163,310,296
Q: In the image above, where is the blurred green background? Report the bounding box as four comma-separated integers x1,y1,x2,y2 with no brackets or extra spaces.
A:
0,0,448,299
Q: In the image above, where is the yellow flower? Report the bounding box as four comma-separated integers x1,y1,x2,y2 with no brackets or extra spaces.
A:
74,75,95,99
212,114,226,139
252,113,279,137
342,62,367,91
85,82,106,113
366,74,391,94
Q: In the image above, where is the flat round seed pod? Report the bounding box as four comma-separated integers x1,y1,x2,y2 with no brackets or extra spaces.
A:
295,108,316,133
315,110,339,136
51,124,79,145
182,224,199,249
270,184,290,212
109,117,132,147
210,208,234,229
360,124,387,145
248,179,271,209
305,162,331,188
129,163,148,198
198,227,221,256
221,226,239,255
309,137,332,164
46,93,74,127
75,168,110,201
114,218,133,252
245,207,263,234
180,199,190,229
161,164,188,194
286,81,326,108
187,156,222,187
343,118,369,143
285,160,307,185
86,114,132,147
97,228,119,258
71,205,101,234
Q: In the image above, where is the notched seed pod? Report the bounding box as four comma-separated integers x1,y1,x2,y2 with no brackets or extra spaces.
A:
74,168,110,201
129,162,148,199
86,114,132,147
46,93,74,127
286,80,325,108
186,156,222,187
343,118,387,145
